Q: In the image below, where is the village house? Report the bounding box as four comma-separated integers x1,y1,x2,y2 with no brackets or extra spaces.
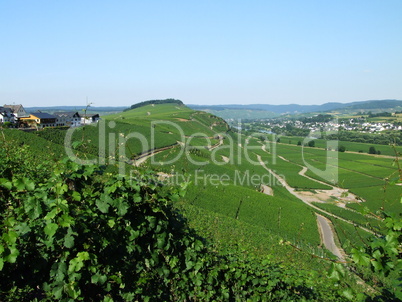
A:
81,114,100,124
53,112,81,127
20,112,57,129
1,103,101,129
3,104,29,118
0,107,15,124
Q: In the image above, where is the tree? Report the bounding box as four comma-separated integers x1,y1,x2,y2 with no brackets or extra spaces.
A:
338,145,346,152
308,140,315,147
369,146,377,154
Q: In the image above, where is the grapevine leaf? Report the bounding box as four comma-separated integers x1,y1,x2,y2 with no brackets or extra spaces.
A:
342,289,354,300
351,248,371,266
5,246,19,263
52,283,64,299
116,201,129,216
15,222,31,236
72,191,81,201
0,178,12,190
13,178,26,191
64,232,75,249
24,178,35,191
44,223,59,238
59,214,74,228
371,260,383,272
3,230,18,245
97,193,112,213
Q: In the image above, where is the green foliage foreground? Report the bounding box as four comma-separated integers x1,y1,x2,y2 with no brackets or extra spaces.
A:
0,148,347,301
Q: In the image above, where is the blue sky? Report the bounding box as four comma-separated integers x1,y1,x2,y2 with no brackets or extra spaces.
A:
1,0,401,107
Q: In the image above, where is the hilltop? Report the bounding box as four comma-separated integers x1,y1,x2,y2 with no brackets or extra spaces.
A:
123,98,184,112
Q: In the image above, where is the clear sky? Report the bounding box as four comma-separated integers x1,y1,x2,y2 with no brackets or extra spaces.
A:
1,0,401,107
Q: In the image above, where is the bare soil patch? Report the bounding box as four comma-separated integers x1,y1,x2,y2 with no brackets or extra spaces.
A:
261,185,274,196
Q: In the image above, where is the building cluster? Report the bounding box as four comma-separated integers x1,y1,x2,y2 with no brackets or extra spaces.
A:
260,119,402,133
300,120,402,133
0,104,100,129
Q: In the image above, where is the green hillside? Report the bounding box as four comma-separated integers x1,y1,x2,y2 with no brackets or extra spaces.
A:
0,102,401,300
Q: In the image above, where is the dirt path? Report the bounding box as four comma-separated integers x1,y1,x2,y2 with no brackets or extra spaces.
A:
316,214,345,260
261,185,274,196
297,167,363,206
278,155,289,162
132,143,178,166
209,137,223,151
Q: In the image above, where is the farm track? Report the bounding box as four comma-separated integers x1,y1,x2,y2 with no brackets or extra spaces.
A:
316,214,345,260
132,143,179,166
208,137,224,151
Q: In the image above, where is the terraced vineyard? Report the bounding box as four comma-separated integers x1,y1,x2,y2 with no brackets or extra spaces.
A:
3,102,401,300
280,135,402,156
9,104,400,252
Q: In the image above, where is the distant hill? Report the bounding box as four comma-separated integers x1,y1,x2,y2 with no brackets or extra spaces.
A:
25,99,402,118
199,108,279,120
123,98,184,112
189,99,402,115
25,106,126,115
342,99,402,110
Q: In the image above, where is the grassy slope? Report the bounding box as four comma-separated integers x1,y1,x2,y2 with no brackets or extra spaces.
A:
7,103,399,272
104,104,324,261
84,104,400,242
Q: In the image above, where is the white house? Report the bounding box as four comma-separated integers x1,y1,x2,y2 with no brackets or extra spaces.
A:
3,104,29,118
81,114,100,124
0,107,15,123
53,112,81,127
